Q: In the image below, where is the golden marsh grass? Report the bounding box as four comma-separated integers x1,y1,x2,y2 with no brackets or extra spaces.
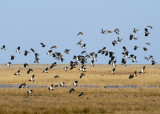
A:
0,64,160,113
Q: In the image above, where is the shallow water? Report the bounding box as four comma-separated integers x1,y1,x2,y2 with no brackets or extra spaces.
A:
0,84,159,88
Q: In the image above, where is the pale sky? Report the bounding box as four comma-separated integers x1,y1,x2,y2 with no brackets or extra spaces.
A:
0,0,160,64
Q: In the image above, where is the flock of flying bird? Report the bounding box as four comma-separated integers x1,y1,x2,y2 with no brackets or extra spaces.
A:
1,25,157,96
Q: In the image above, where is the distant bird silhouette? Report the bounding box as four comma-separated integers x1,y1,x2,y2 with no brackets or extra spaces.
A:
133,28,139,33
64,49,70,54
145,28,149,36
151,61,156,65
129,34,134,40
90,60,94,66
80,73,85,78
145,43,151,45
79,92,85,97
50,62,57,68
81,44,86,49
106,30,112,33
143,47,148,51
54,75,60,78
69,88,75,93
27,69,33,74
11,55,15,60
1,45,6,50
112,40,117,46
40,43,46,47
51,46,57,49
129,74,134,79
24,50,29,56
76,40,82,45
30,48,35,53
117,37,123,42
134,46,139,50
101,29,106,34
47,50,52,55
147,25,153,29
114,28,120,35
77,32,83,36
24,63,28,68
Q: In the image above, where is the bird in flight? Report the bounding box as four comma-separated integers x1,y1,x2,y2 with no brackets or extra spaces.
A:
77,32,83,36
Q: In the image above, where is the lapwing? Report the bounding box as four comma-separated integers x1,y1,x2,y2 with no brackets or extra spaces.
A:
147,25,153,29
117,37,123,42
90,60,94,66
151,61,156,65
73,81,78,86
6,62,11,67
111,68,116,74
64,67,68,71
106,30,112,33
64,49,70,54
14,70,20,75
27,69,33,74
81,44,86,49
77,32,83,36
145,43,151,45
129,75,134,79
16,47,21,53
143,47,148,51
11,55,15,60
27,89,33,94
43,67,48,73
139,66,146,73
50,46,57,49
30,48,35,53
60,82,65,87
101,29,106,34
69,88,75,93
114,28,120,34
19,83,27,88
50,62,57,68
133,28,139,33
24,63,29,68
47,50,52,55
79,92,85,97
40,43,46,47
1,45,6,50
112,40,117,46
48,84,54,91
34,57,39,63
134,46,139,50
80,73,85,78
145,28,149,36
29,75,35,82
54,75,60,78
24,50,30,56
76,40,82,45
129,34,134,40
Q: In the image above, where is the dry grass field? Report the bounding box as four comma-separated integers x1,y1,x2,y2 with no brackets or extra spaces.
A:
0,64,160,114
